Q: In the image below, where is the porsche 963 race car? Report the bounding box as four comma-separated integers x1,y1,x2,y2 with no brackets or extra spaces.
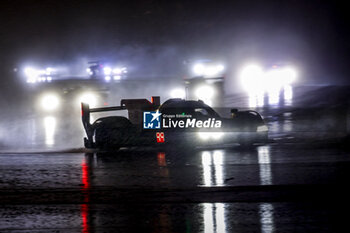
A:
81,97,268,149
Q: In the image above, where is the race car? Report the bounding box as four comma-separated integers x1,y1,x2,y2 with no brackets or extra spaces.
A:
81,97,268,150
183,59,226,107
184,76,224,107
86,61,127,81
24,67,59,83
186,59,225,78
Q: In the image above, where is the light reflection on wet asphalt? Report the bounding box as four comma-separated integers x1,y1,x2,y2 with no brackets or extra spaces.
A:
1,145,347,189
0,202,339,232
1,144,350,232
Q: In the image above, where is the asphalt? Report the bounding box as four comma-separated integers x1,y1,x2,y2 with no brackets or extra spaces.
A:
0,143,350,232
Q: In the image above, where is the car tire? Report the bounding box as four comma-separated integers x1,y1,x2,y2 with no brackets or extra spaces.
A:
93,116,132,150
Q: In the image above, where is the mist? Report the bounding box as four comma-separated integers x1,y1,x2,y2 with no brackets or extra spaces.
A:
1,0,350,151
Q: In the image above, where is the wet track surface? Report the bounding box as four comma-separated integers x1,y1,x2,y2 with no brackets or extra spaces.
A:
1,145,350,190
1,85,350,232
1,144,350,232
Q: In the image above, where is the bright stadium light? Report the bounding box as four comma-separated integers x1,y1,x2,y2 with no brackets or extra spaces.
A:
170,88,186,99
105,76,111,81
40,94,60,111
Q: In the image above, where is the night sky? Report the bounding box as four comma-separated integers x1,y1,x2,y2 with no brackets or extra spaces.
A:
1,0,349,84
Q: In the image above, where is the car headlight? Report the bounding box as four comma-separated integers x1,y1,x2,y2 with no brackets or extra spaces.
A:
113,68,122,75
79,93,98,107
193,63,205,76
257,125,268,132
198,132,224,140
103,67,112,75
24,67,39,83
204,65,224,76
192,63,225,77
40,94,60,111
240,64,264,92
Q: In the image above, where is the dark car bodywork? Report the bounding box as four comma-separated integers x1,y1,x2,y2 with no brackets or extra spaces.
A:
81,97,268,149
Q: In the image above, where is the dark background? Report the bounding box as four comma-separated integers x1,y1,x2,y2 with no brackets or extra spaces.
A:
1,0,349,93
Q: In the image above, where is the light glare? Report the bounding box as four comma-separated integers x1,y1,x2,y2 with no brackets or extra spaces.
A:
41,94,60,111
193,63,205,75
240,64,264,92
170,88,186,99
103,67,112,75
198,132,224,140
195,85,215,99
79,93,97,107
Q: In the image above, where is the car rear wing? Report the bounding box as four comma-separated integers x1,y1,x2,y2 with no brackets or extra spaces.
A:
81,96,160,145
81,103,126,129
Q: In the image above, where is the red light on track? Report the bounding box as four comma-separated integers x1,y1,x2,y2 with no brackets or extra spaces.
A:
81,158,91,233
81,204,90,233
81,161,90,191
157,152,166,167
